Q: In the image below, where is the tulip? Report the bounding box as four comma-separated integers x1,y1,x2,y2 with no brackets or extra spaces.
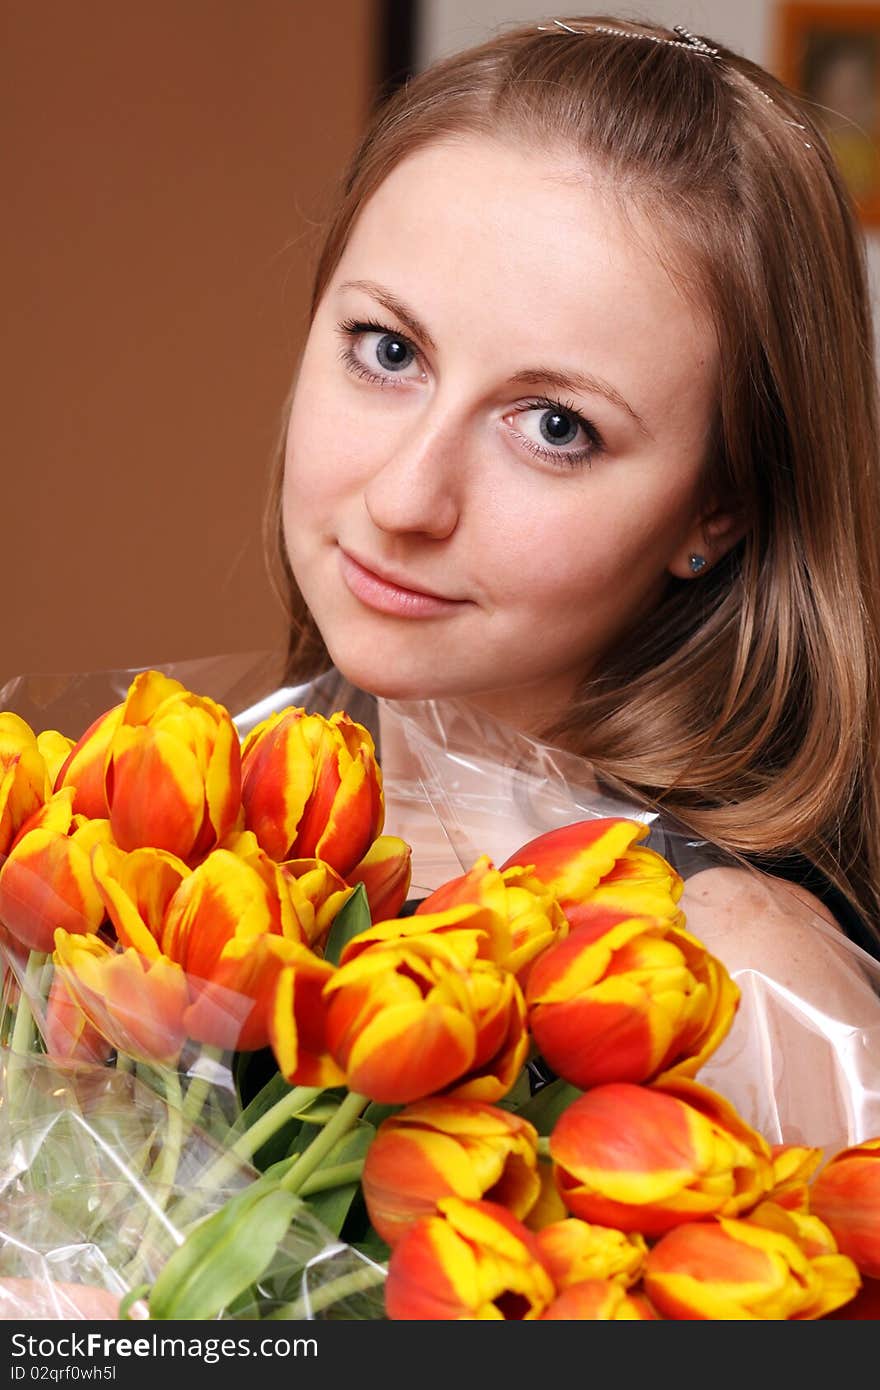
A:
277,858,354,951
161,843,311,1049
810,1137,880,1278
44,969,114,1065
54,705,124,819
35,730,75,789
523,1159,569,1231
825,1277,880,1320
102,670,241,863
539,1280,659,1320
767,1144,825,1211
267,938,346,1087
416,856,568,986
338,902,508,969
535,1218,647,1289
747,1198,841,1259
324,926,528,1104
385,1197,555,1320
500,817,683,931
91,838,317,1052
53,930,189,1064
643,1213,861,1319
525,908,739,1089
361,1098,541,1247
159,846,307,980
344,835,412,922
240,707,383,877
0,791,111,954
0,712,52,856
550,1078,774,1236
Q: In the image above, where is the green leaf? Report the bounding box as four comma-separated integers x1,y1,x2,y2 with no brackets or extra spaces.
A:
515,1078,583,1134
323,882,371,966
301,1123,375,1237
230,1067,293,1137
148,1177,300,1321
362,1100,403,1129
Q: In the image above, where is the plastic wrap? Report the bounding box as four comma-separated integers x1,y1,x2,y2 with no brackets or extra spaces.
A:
2,649,879,1319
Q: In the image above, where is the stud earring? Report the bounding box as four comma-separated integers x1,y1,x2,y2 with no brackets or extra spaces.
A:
688,553,707,574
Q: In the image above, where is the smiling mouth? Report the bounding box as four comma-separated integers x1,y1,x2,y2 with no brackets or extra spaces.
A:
338,548,469,618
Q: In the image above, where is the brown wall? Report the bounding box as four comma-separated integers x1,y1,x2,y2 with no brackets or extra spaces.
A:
2,1,379,689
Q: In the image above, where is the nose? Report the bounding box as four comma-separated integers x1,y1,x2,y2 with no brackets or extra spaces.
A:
363,404,464,540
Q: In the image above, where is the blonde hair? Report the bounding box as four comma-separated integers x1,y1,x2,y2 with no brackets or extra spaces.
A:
264,15,880,944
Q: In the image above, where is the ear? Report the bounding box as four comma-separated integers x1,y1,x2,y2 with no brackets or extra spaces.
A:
667,502,748,581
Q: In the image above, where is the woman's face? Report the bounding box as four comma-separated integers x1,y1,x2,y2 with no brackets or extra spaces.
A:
283,135,731,730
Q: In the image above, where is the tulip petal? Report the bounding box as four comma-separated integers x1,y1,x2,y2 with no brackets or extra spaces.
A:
107,726,204,856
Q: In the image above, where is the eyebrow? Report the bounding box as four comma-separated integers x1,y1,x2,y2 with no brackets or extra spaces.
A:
337,277,652,437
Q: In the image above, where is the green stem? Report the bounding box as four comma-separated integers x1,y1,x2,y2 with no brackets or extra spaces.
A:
120,1067,185,1285
9,950,48,1056
296,1158,365,1197
537,1136,552,1157
265,1261,387,1321
5,950,49,1117
280,1091,369,1194
147,1067,184,1191
169,1084,324,1233
180,1043,225,1129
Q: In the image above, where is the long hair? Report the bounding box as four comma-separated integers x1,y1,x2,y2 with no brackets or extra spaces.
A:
264,15,880,943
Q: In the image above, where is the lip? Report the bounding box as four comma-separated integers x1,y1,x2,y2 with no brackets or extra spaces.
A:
338,548,468,618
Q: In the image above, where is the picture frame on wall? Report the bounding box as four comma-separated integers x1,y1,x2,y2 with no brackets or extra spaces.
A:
775,2,880,225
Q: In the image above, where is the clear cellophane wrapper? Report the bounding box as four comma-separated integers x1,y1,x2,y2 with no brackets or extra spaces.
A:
2,649,879,1319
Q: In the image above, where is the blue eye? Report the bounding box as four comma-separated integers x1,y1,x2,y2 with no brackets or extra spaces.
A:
336,318,423,385
336,316,603,472
509,398,604,470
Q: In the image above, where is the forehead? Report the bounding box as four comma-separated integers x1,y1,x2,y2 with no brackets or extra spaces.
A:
332,135,718,424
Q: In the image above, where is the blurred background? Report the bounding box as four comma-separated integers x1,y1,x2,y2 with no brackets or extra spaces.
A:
4,1,880,694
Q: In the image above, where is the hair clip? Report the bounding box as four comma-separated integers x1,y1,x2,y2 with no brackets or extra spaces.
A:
537,17,720,58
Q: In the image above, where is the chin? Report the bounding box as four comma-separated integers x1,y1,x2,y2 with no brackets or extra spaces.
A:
325,639,463,704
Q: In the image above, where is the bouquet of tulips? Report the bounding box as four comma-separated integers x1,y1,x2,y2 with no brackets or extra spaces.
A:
1,666,879,1321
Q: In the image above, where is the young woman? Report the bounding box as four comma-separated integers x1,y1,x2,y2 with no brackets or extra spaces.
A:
264,16,880,1142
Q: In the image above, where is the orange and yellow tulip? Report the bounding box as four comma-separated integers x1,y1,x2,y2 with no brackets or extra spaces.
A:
534,1218,647,1289
267,938,346,1087
344,834,412,923
103,670,241,863
44,969,114,1065
54,705,124,819
324,925,528,1104
525,910,739,1088
91,837,318,1052
338,902,508,970
384,1196,555,1320
550,1078,774,1237
500,817,684,931
0,791,111,953
0,713,54,855
415,856,568,986
643,1212,861,1319
274,856,356,951
810,1137,880,1278
767,1144,825,1211
361,1097,541,1247
539,1280,659,1320
53,930,189,1064
240,707,383,877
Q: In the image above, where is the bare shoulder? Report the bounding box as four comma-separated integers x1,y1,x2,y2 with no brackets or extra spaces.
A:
679,863,861,994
